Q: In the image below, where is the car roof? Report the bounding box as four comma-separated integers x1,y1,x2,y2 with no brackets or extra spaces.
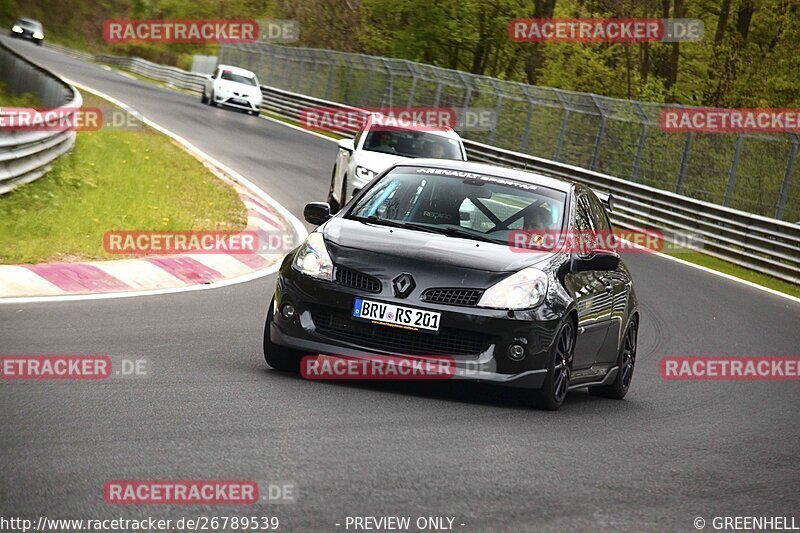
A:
391,159,575,193
216,64,257,77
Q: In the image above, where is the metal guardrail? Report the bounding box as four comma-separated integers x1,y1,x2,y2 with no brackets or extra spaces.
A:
220,42,800,223
0,41,81,195
96,55,206,93
41,42,93,62
88,54,800,285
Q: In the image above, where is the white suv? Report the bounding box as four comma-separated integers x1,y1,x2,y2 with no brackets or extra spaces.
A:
327,121,467,213
202,65,262,115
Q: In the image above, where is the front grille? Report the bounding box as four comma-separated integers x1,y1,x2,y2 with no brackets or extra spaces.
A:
334,265,381,293
310,308,495,356
422,288,484,307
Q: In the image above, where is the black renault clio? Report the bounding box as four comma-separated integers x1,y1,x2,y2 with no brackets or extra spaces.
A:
264,160,639,410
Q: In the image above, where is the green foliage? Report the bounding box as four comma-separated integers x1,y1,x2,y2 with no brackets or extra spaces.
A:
3,0,797,106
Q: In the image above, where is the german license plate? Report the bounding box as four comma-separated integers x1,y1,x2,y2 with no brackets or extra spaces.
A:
352,298,441,332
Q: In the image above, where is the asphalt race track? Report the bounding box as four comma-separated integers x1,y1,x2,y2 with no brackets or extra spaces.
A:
1,37,799,532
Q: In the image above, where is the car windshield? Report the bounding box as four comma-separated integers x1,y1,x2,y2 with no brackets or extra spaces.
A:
17,19,42,30
220,71,257,86
363,129,462,159
347,166,566,245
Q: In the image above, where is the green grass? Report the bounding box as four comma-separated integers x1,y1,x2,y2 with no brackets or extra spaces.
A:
0,93,246,264
0,82,40,106
664,251,800,298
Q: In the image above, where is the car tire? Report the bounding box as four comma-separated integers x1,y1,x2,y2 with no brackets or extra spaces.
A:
209,90,216,107
200,91,208,104
263,301,302,372
327,166,341,214
589,318,638,400
528,320,575,411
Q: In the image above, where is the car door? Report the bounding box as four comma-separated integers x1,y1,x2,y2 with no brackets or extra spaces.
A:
587,192,628,364
335,127,363,204
566,192,614,369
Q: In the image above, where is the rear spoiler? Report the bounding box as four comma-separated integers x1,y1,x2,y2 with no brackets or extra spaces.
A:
594,190,615,212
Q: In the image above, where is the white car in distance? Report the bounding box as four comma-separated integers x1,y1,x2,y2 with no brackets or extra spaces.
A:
202,65,262,115
328,122,467,213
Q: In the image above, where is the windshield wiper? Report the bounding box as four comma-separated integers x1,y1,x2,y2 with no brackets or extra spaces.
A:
353,217,500,243
352,216,441,234
439,225,501,244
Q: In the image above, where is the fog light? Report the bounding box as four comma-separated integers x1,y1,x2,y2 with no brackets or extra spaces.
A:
507,344,526,361
280,304,296,319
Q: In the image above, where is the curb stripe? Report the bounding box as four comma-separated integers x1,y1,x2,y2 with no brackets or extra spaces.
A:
230,252,273,270
25,264,132,293
240,194,284,225
147,257,224,284
247,208,283,230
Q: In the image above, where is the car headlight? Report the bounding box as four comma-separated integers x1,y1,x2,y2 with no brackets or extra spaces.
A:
478,267,548,310
33,31,44,39
355,166,376,181
292,232,333,281
12,25,22,33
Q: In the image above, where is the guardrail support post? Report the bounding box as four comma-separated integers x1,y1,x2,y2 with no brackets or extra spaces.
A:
675,132,693,194
724,134,744,206
552,90,572,162
590,95,607,171
776,134,798,220
361,61,374,106
631,102,648,180
519,86,536,152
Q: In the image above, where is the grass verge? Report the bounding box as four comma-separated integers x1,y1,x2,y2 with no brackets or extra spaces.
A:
663,251,800,299
0,81,40,106
0,92,247,264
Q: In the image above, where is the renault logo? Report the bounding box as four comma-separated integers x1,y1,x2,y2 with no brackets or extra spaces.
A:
392,273,416,298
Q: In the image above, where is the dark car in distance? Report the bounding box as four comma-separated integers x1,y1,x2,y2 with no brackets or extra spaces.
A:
10,18,44,45
264,160,639,410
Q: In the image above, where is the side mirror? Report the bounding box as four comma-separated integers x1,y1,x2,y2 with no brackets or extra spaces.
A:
572,249,620,272
304,202,332,225
338,138,355,152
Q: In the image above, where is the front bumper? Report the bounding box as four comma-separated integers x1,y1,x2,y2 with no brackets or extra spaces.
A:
11,30,43,41
215,94,260,112
270,259,564,389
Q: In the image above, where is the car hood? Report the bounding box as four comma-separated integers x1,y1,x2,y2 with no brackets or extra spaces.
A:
353,150,409,174
215,80,260,98
322,218,554,288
